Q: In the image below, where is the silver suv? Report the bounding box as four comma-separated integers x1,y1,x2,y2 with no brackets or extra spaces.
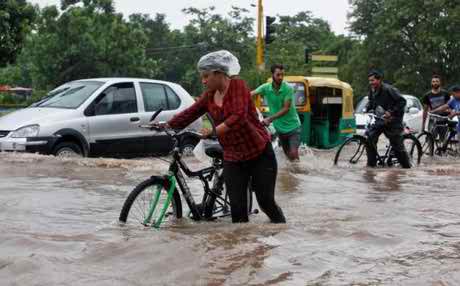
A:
0,78,202,157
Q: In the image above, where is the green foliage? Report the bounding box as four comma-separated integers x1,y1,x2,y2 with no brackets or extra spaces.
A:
0,92,21,104
6,0,458,105
0,0,37,66
348,0,460,97
16,0,158,90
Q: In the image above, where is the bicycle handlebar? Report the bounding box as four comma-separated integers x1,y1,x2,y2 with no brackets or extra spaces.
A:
427,112,449,120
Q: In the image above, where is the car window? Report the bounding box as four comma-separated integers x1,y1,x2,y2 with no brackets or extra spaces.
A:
165,86,181,110
140,83,181,111
94,82,137,115
36,81,103,109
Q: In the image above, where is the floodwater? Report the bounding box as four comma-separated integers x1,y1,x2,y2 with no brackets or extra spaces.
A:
1,148,460,286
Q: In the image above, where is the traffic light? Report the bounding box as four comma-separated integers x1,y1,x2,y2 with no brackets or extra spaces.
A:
305,48,309,63
265,16,276,45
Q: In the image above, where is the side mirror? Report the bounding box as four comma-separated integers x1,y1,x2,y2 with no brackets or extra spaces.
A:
408,107,419,115
84,104,95,116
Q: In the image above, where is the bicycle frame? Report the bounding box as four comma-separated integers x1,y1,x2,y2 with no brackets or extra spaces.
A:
364,114,397,166
144,139,229,227
426,113,458,155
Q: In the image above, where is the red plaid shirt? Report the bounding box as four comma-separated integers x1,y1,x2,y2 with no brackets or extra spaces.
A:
168,79,270,162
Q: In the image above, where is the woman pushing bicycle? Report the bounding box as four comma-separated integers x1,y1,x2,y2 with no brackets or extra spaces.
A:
152,50,286,224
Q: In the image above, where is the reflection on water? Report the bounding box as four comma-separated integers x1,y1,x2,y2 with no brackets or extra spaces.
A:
1,152,460,285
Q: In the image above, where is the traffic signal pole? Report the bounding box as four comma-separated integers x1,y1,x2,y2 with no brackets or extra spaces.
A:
256,0,265,71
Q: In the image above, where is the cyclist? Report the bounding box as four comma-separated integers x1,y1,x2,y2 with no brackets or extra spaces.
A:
421,75,450,132
251,64,301,161
365,69,411,168
154,50,286,224
432,85,460,151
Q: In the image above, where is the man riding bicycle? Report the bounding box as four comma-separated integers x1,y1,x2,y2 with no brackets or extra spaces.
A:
365,70,411,168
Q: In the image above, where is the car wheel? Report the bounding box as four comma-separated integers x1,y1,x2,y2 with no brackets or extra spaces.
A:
53,142,84,158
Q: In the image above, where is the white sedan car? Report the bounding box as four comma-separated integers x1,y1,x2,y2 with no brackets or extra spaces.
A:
354,94,423,135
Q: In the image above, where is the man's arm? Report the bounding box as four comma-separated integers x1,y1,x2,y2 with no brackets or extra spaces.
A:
431,103,450,114
251,83,266,99
263,99,291,126
386,86,406,118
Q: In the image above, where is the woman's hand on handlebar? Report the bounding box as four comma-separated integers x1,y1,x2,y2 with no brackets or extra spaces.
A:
200,127,214,139
143,121,169,131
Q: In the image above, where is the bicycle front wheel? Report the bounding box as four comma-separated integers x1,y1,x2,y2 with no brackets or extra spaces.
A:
119,177,182,228
334,136,368,168
417,132,434,157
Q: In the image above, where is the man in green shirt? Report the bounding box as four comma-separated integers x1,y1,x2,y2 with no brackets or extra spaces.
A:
251,64,301,161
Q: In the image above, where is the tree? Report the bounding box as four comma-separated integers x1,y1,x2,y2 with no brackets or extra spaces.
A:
349,0,460,96
263,11,337,76
0,0,36,66
16,0,158,89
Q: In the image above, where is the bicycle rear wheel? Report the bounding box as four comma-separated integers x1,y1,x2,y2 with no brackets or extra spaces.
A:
334,136,368,168
119,177,182,228
417,132,434,157
403,134,422,166
204,173,253,218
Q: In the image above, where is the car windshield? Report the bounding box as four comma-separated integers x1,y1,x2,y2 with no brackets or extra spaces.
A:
35,81,104,109
405,96,421,111
355,97,369,113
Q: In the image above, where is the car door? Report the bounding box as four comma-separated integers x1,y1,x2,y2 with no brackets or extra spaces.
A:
137,82,182,155
85,82,144,157
403,97,423,132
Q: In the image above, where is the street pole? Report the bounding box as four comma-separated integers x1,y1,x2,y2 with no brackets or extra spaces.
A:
256,0,265,71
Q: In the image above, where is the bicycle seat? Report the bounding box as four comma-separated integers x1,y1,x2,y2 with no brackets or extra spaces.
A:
204,142,223,159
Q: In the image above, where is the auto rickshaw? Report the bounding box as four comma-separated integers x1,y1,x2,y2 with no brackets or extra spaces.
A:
255,76,356,149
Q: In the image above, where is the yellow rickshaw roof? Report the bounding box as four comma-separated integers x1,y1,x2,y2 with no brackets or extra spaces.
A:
283,76,353,92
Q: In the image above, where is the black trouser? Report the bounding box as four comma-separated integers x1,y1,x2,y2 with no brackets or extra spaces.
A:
366,123,411,169
223,144,286,223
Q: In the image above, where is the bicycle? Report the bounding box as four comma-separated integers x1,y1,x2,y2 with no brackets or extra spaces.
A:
334,113,422,168
119,110,254,228
417,112,459,157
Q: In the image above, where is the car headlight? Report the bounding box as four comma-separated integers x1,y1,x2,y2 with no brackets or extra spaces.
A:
10,125,40,138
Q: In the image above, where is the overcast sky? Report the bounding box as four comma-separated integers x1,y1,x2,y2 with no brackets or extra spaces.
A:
30,0,351,35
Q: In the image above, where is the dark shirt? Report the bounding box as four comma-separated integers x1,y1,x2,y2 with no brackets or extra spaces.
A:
422,90,450,114
366,83,406,126
168,79,270,162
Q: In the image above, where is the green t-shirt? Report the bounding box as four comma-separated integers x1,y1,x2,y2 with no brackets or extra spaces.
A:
255,81,301,134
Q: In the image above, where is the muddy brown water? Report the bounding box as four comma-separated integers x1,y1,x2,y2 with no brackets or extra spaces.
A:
1,150,460,285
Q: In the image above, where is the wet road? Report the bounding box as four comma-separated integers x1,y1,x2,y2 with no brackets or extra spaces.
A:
1,151,460,285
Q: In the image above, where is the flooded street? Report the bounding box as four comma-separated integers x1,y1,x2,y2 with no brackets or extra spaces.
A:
1,150,460,285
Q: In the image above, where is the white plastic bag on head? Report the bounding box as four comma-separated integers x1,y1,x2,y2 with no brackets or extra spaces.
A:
197,50,241,76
